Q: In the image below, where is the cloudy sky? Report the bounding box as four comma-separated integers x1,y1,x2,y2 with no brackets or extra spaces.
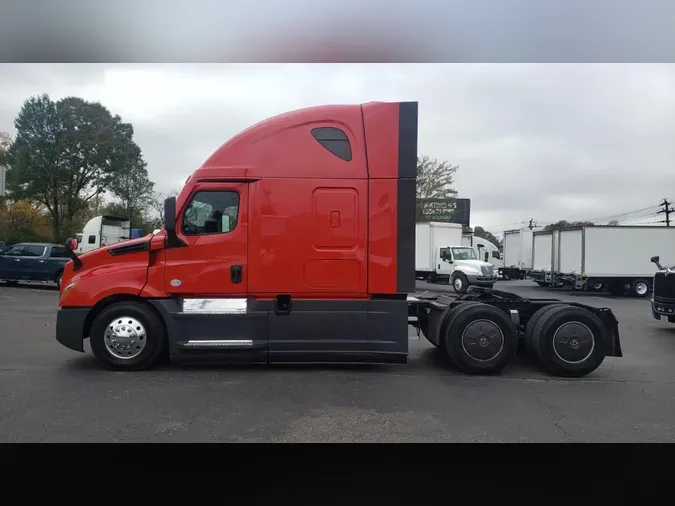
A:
1,63,674,237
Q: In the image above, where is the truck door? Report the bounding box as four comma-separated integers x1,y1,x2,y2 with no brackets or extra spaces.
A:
437,247,454,276
0,244,27,278
164,182,248,295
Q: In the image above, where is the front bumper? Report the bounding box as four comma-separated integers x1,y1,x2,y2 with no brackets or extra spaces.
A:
467,274,498,285
56,307,91,352
651,299,675,322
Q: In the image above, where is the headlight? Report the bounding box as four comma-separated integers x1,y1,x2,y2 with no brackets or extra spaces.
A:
60,281,77,301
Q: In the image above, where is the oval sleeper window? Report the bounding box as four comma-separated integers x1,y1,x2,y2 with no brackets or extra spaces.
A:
311,127,352,162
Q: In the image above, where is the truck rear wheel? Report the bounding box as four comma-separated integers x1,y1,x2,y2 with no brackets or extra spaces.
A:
452,272,469,294
524,304,568,350
442,302,518,375
529,305,606,378
630,279,650,298
90,301,167,371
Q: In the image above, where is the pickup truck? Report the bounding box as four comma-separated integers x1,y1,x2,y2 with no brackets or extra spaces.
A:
0,242,70,288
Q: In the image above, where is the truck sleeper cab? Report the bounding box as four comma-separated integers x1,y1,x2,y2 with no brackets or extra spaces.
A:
55,101,623,378
650,255,675,324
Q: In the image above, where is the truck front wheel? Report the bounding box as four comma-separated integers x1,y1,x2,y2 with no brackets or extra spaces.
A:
451,272,469,294
442,302,518,374
90,301,167,371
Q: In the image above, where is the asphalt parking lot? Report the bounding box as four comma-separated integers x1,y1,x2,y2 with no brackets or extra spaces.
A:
1,279,675,442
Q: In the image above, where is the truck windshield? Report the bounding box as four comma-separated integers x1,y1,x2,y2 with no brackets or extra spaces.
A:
451,247,477,260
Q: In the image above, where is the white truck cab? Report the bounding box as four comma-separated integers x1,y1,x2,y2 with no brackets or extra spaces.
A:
75,215,131,254
416,222,498,293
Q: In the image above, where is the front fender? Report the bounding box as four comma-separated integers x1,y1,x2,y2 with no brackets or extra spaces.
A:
60,261,149,307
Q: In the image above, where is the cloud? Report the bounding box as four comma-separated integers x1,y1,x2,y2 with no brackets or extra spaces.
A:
1,63,674,234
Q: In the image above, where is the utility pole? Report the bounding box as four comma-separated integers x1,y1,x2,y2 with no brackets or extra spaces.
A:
658,198,672,227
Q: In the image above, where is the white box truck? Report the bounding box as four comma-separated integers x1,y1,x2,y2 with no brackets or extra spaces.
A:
554,225,675,297
75,215,132,254
416,222,498,293
501,226,542,280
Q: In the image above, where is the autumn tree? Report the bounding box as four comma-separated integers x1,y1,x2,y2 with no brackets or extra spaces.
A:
415,155,459,221
5,94,151,241
0,199,51,243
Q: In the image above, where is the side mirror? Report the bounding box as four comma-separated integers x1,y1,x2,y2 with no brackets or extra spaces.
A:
651,256,664,270
164,196,180,247
64,238,82,271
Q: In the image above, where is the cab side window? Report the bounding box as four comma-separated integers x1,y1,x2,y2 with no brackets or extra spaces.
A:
2,245,25,256
182,190,240,236
492,250,501,259
311,127,352,162
50,247,68,258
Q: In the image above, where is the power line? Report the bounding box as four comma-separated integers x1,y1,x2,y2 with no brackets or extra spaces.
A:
657,198,672,227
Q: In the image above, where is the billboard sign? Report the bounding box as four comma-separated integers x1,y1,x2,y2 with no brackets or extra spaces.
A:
419,198,471,228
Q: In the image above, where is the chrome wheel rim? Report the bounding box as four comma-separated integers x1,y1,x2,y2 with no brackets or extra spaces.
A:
552,321,594,364
104,316,147,359
454,278,463,291
461,319,504,361
635,282,648,296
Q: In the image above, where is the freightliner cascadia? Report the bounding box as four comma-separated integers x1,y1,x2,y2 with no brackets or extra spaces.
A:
55,101,622,377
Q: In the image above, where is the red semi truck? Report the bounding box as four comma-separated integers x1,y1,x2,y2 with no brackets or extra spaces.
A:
56,101,622,377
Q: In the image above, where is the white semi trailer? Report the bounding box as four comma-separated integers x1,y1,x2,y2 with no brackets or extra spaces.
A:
553,225,675,297
415,222,498,293
500,226,542,280
530,230,563,287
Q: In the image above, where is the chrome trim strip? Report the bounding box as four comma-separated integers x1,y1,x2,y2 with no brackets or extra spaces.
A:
184,340,254,347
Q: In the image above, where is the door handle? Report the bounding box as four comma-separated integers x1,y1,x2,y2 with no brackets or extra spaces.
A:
38,260,45,263
13,259,20,262
230,265,243,284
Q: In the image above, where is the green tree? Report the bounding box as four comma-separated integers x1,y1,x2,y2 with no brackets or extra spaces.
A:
544,220,595,231
6,94,148,241
415,155,458,221
473,226,500,248
106,122,154,219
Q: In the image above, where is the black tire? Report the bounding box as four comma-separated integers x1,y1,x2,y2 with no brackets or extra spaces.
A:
442,302,518,375
630,278,650,298
54,270,63,289
90,301,167,371
451,272,469,294
3,280,18,287
535,281,549,287
586,282,603,292
530,305,606,378
524,304,569,351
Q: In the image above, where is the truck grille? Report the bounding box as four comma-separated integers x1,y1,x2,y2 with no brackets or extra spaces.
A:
481,265,494,276
654,272,675,302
